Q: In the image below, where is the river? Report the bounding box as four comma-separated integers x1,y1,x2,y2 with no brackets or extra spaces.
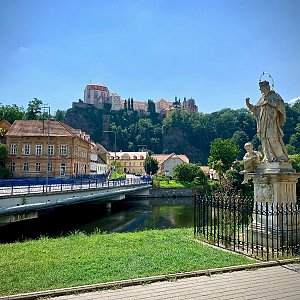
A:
0,197,194,243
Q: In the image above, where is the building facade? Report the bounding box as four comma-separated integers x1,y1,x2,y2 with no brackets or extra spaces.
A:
84,83,110,109
82,83,198,115
152,153,189,177
5,120,91,178
108,151,148,174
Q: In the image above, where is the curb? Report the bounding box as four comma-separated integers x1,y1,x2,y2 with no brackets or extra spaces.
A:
1,258,300,300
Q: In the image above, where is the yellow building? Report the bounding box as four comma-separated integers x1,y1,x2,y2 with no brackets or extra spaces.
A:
5,119,91,178
108,151,148,174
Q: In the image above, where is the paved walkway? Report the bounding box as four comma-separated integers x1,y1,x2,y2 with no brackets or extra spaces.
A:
50,263,300,300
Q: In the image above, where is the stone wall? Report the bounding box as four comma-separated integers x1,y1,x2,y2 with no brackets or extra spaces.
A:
149,188,194,198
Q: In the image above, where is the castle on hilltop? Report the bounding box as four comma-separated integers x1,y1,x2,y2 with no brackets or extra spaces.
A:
73,83,198,116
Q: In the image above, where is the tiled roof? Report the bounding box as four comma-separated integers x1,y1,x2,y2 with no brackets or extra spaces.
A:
152,153,189,165
109,151,148,159
5,120,89,143
95,143,109,153
156,99,170,103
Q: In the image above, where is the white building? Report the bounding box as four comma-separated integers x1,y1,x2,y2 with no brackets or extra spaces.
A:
84,84,110,109
152,153,189,177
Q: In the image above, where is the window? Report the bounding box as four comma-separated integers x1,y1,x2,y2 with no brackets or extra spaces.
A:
35,163,41,172
140,162,143,166
23,144,30,155
10,144,17,155
36,145,42,155
48,145,54,156
10,162,15,172
48,163,53,172
60,145,68,155
23,162,29,172
60,163,66,176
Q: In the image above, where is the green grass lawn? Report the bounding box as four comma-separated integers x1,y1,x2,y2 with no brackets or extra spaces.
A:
0,228,255,296
153,179,193,188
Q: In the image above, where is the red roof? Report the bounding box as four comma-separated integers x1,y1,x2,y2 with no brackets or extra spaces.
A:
5,120,91,144
152,153,189,165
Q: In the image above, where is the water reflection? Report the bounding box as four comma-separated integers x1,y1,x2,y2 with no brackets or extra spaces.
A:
0,197,194,243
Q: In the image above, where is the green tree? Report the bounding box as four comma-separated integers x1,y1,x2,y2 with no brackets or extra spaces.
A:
144,156,158,175
54,109,66,121
289,154,300,172
231,130,249,158
0,103,25,123
26,98,43,120
173,163,206,183
0,143,11,178
208,138,240,180
289,154,300,198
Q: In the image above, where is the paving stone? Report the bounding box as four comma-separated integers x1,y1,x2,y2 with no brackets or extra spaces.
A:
30,264,300,300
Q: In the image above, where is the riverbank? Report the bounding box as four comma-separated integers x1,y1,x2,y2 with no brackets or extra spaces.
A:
0,228,255,296
149,187,194,198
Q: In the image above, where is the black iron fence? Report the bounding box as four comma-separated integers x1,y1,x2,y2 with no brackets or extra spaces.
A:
194,195,300,260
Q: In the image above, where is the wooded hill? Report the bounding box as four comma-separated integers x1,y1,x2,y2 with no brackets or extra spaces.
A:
63,102,300,164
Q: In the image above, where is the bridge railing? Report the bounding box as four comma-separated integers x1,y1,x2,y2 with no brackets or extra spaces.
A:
0,176,152,197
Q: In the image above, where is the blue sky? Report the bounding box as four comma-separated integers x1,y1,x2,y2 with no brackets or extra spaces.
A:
1,0,299,114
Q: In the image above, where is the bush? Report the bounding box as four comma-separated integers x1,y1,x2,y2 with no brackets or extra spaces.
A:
173,163,206,183
0,166,11,179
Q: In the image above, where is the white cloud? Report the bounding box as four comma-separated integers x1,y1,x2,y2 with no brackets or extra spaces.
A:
288,97,300,104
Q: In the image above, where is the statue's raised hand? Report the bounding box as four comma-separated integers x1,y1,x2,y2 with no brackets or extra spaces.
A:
245,98,252,109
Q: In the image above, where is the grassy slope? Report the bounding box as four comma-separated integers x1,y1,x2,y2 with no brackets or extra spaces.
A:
0,228,255,296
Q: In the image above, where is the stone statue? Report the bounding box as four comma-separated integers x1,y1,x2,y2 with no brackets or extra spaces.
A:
245,80,289,163
241,142,261,184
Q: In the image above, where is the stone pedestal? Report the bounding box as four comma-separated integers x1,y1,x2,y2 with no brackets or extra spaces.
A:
249,162,299,205
248,162,300,253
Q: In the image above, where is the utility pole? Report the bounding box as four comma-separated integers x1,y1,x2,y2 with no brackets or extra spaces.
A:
103,130,117,176
42,105,51,193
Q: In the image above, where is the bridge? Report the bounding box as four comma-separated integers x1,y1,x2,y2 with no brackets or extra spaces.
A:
0,177,152,226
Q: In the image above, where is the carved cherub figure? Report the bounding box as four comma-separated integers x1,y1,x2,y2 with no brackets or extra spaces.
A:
242,142,261,184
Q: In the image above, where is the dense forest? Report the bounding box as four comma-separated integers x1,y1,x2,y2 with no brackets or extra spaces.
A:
1,99,300,164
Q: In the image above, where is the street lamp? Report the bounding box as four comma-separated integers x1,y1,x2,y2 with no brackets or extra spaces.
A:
103,130,117,176
42,105,51,193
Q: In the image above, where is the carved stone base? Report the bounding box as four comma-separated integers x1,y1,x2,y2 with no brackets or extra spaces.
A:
247,162,300,251
248,162,300,205
256,161,295,174
250,219,300,252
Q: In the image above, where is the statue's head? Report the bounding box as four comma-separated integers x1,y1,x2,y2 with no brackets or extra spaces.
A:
259,80,270,88
244,142,253,151
259,80,270,93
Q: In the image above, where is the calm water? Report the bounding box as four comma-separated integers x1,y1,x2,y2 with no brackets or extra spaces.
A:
0,197,194,243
